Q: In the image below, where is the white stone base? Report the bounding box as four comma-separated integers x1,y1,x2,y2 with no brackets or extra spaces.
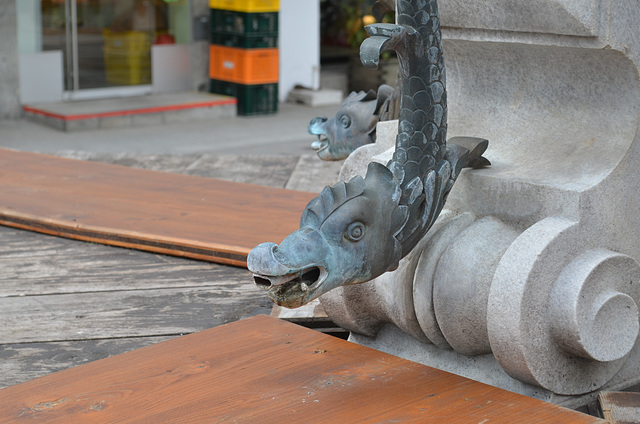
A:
287,88,343,107
350,323,640,409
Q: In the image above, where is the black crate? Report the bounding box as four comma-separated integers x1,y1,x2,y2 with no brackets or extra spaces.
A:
210,79,278,116
210,32,278,48
210,9,278,36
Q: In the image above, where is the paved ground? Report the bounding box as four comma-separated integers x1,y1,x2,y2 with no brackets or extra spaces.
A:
0,102,339,156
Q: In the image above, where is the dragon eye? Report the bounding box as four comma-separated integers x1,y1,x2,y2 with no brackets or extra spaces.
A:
345,222,365,242
340,115,351,128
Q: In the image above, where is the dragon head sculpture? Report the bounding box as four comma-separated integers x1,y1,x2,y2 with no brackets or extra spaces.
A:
248,161,408,308
308,85,395,161
249,0,489,310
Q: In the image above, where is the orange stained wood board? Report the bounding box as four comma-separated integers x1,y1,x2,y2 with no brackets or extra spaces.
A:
0,315,605,424
0,149,316,267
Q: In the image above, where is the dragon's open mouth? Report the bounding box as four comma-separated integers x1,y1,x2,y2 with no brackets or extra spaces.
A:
253,266,327,308
311,135,329,152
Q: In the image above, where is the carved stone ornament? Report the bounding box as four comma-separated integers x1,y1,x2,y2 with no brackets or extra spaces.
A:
251,0,640,406
316,0,640,408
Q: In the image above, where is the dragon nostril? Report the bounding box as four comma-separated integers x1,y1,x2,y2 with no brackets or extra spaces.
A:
253,276,272,289
301,267,321,284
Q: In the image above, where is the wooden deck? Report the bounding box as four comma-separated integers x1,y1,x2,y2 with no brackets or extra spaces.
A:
0,225,269,385
0,315,606,423
0,151,342,389
0,151,609,421
0,149,319,267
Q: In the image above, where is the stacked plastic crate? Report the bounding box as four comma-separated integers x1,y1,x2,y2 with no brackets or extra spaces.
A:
209,0,279,115
103,29,152,86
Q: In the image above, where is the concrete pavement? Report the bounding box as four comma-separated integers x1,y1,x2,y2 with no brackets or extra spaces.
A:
0,102,339,156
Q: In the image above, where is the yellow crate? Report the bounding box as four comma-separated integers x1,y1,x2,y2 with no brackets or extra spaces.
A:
102,29,152,52
103,48,151,86
209,0,279,13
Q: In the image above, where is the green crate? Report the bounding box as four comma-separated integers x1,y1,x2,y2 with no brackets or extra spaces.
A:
210,79,236,97
210,79,278,115
210,32,278,48
210,9,278,36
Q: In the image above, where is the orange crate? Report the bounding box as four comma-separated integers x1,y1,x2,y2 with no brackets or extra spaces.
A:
209,45,278,85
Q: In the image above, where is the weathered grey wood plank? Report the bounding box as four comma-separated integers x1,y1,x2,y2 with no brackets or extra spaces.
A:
53,151,201,174
185,154,300,188
0,336,173,389
53,151,344,193
285,154,344,193
0,152,327,391
0,226,253,296
0,224,271,389
598,391,640,423
0,226,271,344
54,152,302,189
0,285,272,344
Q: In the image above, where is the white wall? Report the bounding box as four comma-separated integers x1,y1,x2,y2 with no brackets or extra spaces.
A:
16,0,41,54
19,51,64,103
278,0,320,101
152,44,191,93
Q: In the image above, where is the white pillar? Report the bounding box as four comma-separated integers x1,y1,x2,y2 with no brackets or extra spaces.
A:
278,0,320,102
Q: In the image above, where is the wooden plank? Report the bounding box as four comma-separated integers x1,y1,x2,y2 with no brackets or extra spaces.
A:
57,152,303,189
0,226,271,345
0,226,271,390
54,152,204,175
182,154,301,187
0,285,272,344
598,391,640,423
0,337,173,389
284,154,344,192
0,315,604,424
0,149,316,267
0,226,252,297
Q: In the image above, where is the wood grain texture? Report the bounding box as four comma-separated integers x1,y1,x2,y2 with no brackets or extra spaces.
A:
0,286,272,344
0,337,173,390
0,149,317,267
0,226,271,388
0,227,271,345
598,391,640,423
0,315,605,424
0,227,252,297
284,154,344,192
55,151,303,188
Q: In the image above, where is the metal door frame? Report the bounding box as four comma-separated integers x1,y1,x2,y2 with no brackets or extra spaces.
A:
62,0,151,101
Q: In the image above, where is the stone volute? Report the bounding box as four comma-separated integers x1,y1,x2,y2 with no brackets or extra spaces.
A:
319,0,640,407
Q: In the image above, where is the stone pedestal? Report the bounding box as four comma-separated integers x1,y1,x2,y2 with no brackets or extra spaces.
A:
320,0,640,408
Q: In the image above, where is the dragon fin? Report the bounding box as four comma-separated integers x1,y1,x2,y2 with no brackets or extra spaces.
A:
446,137,490,179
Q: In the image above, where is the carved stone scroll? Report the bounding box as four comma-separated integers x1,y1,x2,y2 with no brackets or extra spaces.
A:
320,0,640,407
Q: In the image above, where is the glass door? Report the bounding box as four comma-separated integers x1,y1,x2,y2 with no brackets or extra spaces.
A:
40,0,73,91
40,0,169,95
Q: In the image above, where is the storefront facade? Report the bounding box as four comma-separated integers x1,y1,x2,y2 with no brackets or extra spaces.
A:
16,0,201,103
1,0,320,119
